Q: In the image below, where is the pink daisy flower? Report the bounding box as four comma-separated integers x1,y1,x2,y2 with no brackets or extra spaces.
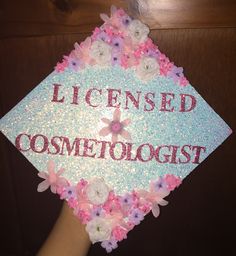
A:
37,160,67,193
99,108,131,143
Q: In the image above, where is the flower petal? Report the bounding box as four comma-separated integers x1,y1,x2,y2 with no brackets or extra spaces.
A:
47,160,55,175
111,133,118,143
57,167,65,176
57,177,68,187
151,203,160,218
100,13,110,22
37,180,50,192
121,118,131,127
101,118,111,124
158,199,169,206
120,129,131,140
50,184,57,194
99,127,111,136
37,171,48,179
110,5,117,15
113,108,121,122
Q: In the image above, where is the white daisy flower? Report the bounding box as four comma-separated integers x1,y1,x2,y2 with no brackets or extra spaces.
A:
90,40,112,66
128,19,150,44
85,217,112,243
86,178,110,205
136,56,159,81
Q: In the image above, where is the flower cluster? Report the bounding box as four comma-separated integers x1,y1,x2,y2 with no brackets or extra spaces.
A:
55,6,189,86
37,160,182,253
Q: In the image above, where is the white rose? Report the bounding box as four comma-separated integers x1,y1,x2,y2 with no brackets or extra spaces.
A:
86,178,110,205
89,40,112,65
85,217,112,243
128,19,150,44
136,56,159,81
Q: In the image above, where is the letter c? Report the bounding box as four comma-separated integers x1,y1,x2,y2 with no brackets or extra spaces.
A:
15,133,31,152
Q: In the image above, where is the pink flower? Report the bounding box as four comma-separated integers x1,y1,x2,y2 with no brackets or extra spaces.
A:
164,174,182,191
77,209,91,224
77,178,88,190
55,58,68,72
121,53,138,69
134,38,157,58
159,53,174,76
37,160,67,193
112,226,128,241
103,192,121,215
179,76,189,87
100,5,127,29
137,185,169,218
74,37,95,66
99,108,131,143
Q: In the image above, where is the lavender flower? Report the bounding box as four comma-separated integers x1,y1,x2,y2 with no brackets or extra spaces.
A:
60,186,77,200
167,66,184,82
68,57,81,71
129,208,144,225
121,15,132,26
152,177,168,192
97,31,110,43
111,50,121,66
91,206,105,218
111,36,124,50
120,193,133,209
101,238,118,253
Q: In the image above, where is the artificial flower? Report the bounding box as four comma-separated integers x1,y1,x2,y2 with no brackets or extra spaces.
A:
151,176,168,195
159,53,173,76
74,37,95,66
67,54,83,71
99,108,131,143
86,178,110,205
60,185,77,200
55,58,68,72
91,206,106,218
127,19,149,44
37,160,67,193
167,66,184,83
111,49,122,66
101,237,118,253
137,181,170,218
128,208,144,225
119,193,134,211
86,217,112,243
136,56,159,81
112,226,128,241
90,40,112,66
164,174,182,191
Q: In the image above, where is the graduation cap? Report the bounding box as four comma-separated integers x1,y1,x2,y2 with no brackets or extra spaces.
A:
0,5,232,252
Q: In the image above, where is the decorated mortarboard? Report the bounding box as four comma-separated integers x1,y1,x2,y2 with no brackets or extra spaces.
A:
0,5,232,252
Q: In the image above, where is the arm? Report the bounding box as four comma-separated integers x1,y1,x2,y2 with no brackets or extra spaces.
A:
37,202,91,256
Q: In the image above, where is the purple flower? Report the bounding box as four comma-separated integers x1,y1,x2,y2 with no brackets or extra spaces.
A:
121,15,132,26
97,31,110,43
111,36,123,49
68,57,81,71
111,50,121,65
91,206,105,218
101,238,118,253
129,208,144,225
120,193,133,209
145,48,160,58
167,66,184,82
60,186,77,200
152,177,168,192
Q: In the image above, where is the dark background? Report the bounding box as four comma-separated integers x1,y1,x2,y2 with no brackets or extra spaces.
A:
0,1,235,255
